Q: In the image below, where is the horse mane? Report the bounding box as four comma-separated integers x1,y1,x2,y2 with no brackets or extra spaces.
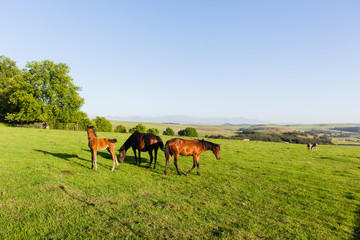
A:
121,132,139,151
198,139,218,150
87,125,97,138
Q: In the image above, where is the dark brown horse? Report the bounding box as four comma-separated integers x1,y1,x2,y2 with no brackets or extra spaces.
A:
164,138,221,176
87,125,119,171
118,132,164,169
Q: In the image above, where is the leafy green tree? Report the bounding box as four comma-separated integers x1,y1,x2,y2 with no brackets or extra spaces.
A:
5,75,42,124
0,56,22,121
129,123,146,133
73,111,92,131
93,116,113,132
163,127,175,136
147,128,159,135
21,60,84,127
178,127,198,137
115,124,127,133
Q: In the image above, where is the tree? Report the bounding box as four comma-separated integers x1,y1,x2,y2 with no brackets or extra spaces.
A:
147,128,159,135
93,116,113,132
178,127,198,137
129,124,146,133
115,124,127,133
5,75,42,124
0,56,22,121
21,60,84,127
73,111,92,131
163,127,175,136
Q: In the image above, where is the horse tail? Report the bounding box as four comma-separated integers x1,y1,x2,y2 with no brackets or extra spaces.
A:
156,136,164,151
108,138,117,143
164,140,171,160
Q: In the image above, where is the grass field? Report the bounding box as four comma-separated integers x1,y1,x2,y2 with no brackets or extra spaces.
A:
1,124,360,239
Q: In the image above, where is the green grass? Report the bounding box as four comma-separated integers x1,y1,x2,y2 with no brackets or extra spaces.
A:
0,125,360,239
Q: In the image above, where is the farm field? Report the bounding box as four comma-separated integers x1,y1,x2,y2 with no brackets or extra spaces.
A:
0,125,360,239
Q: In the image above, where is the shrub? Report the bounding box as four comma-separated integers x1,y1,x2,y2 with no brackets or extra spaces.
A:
129,124,146,133
114,125,126,133
93,116,113,132
163,127,175,136
178,127,198,137
147,128,159,135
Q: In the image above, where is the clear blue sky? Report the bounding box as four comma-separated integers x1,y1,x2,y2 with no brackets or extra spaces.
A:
1,0,359,124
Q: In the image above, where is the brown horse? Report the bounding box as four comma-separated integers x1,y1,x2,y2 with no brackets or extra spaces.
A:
87,125,119,171
118,132,164,169
164,138,221,176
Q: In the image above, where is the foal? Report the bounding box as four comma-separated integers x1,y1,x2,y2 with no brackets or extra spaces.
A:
87,126,119,171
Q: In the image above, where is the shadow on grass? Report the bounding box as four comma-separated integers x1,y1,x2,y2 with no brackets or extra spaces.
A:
35,149,96,169
354,205,360,240
120,154,168,175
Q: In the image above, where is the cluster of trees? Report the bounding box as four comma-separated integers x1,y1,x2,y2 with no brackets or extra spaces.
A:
113,124,198,137
207,130,333,145
0,56,89,130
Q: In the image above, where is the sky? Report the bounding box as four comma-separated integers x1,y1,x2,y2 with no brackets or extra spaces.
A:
1,0,360,124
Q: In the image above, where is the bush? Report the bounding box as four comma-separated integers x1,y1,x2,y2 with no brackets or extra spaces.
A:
115,125,127,133
129,124,146,133
178,127,198,137
93,116,112,132
163,127,175,136
147,128,159,135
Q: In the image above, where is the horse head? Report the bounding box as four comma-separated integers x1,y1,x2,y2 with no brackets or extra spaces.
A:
213,144,221,160
118,146,126,163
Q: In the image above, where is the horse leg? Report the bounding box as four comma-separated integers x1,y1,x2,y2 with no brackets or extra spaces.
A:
164,152,172,175
148,150,153,169
93,150,98,171
196,161,201,176
174,154,182,176
110,147,119,171
138,150,141,166
154,148,158,169
90,150,94,169
132,147,137,165
187,156,197,175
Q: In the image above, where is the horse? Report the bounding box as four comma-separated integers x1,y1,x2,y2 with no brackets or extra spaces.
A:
307,142,319,151
307,143,312,150
311,143,318,151
118,132,164,169
86,125,119,171
164,138,221,176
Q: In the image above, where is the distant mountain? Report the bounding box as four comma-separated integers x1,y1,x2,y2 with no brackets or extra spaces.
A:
101,115,267,125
